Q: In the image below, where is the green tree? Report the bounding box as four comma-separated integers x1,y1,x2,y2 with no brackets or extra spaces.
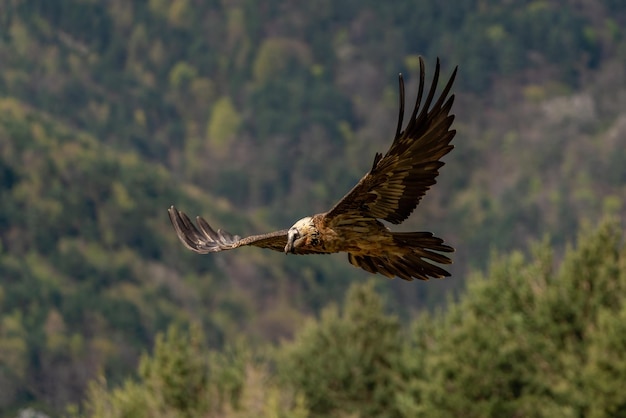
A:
414,220,626,417
252,38,312,84
583,305,626,417
83,323,308,418
206,96,242,152
0,311,28,409
279,281,404,418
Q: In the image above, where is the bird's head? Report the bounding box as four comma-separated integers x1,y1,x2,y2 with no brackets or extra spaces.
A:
285,216,318,254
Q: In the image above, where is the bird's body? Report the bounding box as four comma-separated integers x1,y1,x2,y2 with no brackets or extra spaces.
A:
169,57,458,281
290,214,389,255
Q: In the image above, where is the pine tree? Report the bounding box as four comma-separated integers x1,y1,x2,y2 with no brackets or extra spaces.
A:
82,323,308,418
414,220,626,417
279,281,404,418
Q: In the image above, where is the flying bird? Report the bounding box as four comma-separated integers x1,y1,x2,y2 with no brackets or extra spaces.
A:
169,57,457,281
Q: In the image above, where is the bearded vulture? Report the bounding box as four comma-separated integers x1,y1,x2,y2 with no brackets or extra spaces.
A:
169,57,457,281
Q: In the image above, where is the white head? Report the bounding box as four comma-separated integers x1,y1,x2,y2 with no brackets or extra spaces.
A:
284,216,316,254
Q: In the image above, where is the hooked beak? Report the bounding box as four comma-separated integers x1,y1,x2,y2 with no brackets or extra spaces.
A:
284,230,297,254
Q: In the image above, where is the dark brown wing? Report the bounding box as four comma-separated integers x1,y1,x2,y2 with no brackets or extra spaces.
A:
325,57,457,225
168,206,288,253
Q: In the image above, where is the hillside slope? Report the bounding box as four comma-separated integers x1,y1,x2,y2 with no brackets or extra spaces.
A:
1,0,625,414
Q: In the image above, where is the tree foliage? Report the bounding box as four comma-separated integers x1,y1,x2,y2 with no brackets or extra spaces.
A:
279,281,404,417
83,324,308,418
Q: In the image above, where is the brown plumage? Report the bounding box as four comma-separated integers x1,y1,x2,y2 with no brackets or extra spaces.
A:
169,56,457,281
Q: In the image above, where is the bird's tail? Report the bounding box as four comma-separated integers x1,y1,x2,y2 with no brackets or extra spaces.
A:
347,231,453,281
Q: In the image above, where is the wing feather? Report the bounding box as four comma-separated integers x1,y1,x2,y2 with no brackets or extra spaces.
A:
168,206,288,253
325,57,457,225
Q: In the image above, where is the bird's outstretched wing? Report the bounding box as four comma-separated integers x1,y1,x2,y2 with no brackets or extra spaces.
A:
168,206,289,253
325,57,457,225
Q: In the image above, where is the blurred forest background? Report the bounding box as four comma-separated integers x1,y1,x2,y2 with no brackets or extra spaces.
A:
0,0,625,416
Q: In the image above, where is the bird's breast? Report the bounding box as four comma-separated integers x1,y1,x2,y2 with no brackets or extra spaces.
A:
319,219,392,255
